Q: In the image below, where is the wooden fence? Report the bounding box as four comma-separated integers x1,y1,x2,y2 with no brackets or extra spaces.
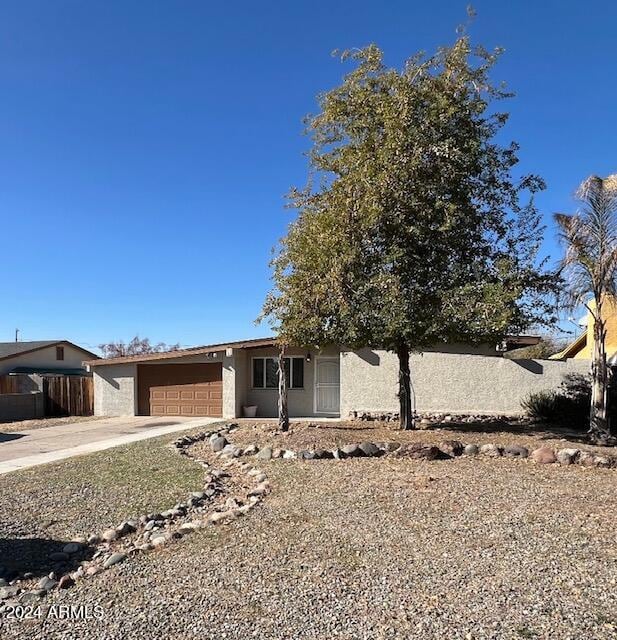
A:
42,376,94,417
0,374,93,420
0,376,19,394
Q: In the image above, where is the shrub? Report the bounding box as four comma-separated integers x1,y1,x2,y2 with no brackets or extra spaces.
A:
522,373,592,429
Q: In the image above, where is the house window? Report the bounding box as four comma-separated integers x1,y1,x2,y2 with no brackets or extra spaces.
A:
56,346,64,361
252,357,304,389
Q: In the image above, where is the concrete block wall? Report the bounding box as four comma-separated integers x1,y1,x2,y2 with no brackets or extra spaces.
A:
340,348,591,417
0,392,44,421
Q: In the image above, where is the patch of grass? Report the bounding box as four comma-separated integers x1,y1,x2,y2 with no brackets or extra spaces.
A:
0,426,224,540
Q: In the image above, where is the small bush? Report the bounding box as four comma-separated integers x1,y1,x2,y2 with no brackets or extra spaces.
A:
521,390,559,421
522,373,591,429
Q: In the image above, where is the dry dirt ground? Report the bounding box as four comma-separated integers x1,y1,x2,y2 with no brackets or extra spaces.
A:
2,420,617,640
230,418,617,457
0,416,105,433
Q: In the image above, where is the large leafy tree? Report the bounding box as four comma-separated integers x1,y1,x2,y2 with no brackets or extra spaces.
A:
263,35,557,429
555,175,617,442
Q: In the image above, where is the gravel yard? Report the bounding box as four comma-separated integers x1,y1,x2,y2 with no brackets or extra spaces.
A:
2,421,617,639
230,418,617,457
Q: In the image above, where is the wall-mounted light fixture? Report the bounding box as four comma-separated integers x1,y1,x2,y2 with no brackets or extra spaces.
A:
306,352,312,362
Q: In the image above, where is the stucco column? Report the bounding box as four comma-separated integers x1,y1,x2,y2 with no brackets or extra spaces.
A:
222,351,237,419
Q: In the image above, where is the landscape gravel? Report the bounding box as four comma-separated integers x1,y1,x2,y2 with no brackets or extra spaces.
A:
1,422,616,639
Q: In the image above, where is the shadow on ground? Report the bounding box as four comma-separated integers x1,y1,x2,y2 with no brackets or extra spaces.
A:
0,538,95,581
0,433,25,443
418,419,596,443
136,421,182,429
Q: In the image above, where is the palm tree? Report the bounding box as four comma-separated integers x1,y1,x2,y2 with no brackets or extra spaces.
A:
555,174,617,441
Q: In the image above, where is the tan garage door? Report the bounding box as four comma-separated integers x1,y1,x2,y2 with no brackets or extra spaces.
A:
137,363,223,417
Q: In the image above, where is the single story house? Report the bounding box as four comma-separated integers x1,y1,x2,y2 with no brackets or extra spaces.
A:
0,340,98,380
0,341,99,419
87,336,590,419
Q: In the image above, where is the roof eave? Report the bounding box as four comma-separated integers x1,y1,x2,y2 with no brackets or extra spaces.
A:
550,332,587,360
86,337,277,367
0,340,100,363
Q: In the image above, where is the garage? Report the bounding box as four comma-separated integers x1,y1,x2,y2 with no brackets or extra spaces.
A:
137,363,223,417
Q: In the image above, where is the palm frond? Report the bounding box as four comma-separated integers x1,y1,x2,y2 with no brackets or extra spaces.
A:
555,175,617,311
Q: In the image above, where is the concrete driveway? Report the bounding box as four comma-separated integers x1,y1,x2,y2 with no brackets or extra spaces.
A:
0,416,221,475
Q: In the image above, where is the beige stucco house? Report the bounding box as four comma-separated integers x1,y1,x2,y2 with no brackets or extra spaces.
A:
87,336,589,419
0,340,98,378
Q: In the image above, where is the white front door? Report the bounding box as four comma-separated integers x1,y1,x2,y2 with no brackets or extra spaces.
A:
314,357,340,414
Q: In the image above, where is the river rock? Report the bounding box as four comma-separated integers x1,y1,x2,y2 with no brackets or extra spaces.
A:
394,443,442,460
359,442,381,457
103,553,127,569
341,444,362,458
479,444,502,458
531,447,557,464
438,440,464,457
210,436,228,452
102,528,118,542
503,445,529,459
256,447,273,461
556,448,579,465
37,577,57,592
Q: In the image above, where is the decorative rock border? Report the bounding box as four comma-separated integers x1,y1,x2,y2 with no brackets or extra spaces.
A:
350,411,525,427
224,433,617,469
0,424,270,608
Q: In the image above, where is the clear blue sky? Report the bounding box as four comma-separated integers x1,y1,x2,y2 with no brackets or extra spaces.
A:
1,1,615,351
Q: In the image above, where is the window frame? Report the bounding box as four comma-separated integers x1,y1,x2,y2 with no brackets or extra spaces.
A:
56,345,65,361
251,356,304,390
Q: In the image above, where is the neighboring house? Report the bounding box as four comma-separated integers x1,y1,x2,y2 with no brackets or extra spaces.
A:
0,340,99,384
87,335,589,419
551,298,617,361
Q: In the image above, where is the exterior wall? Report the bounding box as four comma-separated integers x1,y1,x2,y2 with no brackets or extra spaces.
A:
574,298,617,359
243,346,340,418
0,392,44,421
93,364,137,416
233,349,249,417
222,351,236,419
0,344,92,376
93,352,225,417
141,353,222,365
422,343,503,357
340,348,591,416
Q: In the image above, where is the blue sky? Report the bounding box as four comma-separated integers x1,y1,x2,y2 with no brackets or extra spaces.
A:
1,1,615,352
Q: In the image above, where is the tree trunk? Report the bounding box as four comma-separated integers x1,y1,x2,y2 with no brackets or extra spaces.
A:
589,318,609,441
278,346,289,432
397,343,414,430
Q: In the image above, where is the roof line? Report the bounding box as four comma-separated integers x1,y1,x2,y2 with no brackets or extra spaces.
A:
549,332,587,360
0,340,100,363
86,337,277,367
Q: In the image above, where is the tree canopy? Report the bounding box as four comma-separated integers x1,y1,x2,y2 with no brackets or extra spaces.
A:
262,35,558,427
99,336,180,359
